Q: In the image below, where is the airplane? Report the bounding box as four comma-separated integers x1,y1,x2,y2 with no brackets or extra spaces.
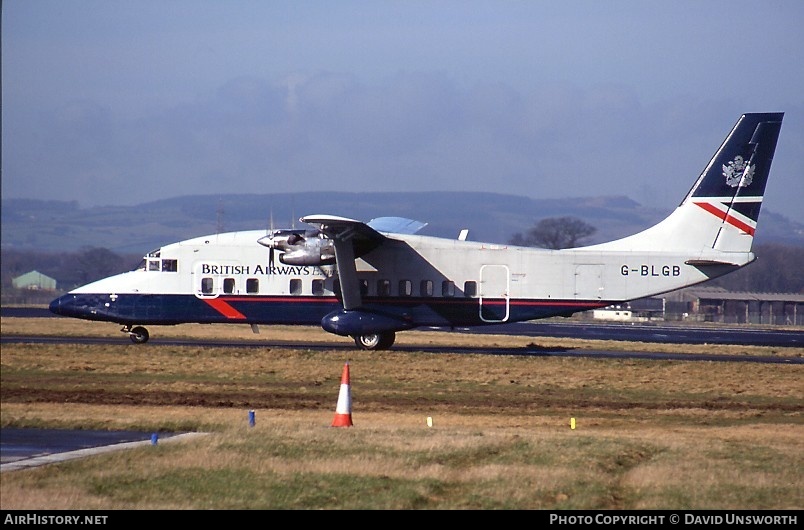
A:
49,112,784,350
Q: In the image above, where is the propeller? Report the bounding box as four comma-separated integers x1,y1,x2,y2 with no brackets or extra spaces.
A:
257,210,337,267
263,211,279,270
260,210,304,269
258,227,338,266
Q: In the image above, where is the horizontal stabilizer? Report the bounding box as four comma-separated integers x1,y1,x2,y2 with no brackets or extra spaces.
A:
685,259,743,267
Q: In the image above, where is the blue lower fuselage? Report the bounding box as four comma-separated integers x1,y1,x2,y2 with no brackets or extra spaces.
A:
49,292,607,329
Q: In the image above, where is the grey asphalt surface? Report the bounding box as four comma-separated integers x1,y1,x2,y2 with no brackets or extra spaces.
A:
1,428,202,473
2,306,800,471
4,305,802,348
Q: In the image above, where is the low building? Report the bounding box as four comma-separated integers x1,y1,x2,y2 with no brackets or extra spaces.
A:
589,287,803,326
664,287,803,326
11,270,57,291
591,297,665,322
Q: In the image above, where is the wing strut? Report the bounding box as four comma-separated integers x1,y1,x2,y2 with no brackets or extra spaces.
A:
331,228,362,310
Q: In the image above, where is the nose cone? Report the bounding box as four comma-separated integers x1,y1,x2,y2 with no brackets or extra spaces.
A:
48,293,114,321
48,294,84,318
49,295,64,315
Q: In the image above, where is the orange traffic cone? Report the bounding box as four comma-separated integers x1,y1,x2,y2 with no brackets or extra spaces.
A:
331,362,353,427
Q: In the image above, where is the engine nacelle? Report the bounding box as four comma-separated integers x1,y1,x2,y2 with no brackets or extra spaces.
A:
257,229,307,250
279,245,335,265
321,309,414,336
258,229,336,265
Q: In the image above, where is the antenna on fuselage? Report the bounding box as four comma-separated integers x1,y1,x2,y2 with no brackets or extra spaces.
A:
216,198,225,234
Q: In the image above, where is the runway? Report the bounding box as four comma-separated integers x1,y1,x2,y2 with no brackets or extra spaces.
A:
3,307,802,364
3,306,801,348
2,309,800,471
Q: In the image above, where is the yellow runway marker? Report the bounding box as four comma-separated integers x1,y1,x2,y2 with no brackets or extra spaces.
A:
570,417,576,430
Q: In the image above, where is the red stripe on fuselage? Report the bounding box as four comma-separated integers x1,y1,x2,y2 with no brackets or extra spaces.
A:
203,298,247,319
694,201,755,236
215,296,607,310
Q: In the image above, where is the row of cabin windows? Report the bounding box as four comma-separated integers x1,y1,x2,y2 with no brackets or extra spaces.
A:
201,277,260,295
200,277,479,297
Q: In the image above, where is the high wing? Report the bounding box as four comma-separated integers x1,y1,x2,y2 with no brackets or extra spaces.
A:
366,216,428,234
299,215,426,310
257,215,426,268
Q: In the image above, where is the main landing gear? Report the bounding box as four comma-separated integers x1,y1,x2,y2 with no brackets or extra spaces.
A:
122,325,150,344
353,331,395,350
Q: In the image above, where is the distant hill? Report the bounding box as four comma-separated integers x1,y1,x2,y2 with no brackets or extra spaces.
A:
2,193,802,254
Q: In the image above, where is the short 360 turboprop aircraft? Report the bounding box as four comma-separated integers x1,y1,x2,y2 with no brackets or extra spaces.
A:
50,113,783,349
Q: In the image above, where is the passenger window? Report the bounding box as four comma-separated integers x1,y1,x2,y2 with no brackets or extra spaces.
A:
377,279,391,296
223,278,235,294
464,281,477,297
360,280,369,296
420,280,433,297
161,259,178,272
246,278,259,294
201,277,214,294
399,280,412,297
442,280,455,297
312,279,325,296
290,279,302,295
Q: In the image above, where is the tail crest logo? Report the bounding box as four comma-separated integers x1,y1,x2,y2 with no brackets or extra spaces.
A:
723,155,754,187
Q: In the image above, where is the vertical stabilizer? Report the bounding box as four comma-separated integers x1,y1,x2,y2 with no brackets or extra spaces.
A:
683,112,783,252
586,113,783,256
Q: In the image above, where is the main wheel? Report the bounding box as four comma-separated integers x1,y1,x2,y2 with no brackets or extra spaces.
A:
354,331,395,350
129,326,150,344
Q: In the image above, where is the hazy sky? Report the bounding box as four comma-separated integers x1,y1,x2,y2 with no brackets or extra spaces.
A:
3,0,803,222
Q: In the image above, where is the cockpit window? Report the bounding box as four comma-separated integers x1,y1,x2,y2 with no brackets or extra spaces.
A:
136,257,177,272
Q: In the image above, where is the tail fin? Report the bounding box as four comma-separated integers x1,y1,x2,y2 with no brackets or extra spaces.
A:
682,112,783,253
588,113,783,256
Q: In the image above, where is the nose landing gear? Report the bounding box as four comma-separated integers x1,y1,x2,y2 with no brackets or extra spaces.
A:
121,325,150,344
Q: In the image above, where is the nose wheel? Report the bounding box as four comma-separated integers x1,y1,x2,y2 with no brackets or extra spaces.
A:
122,325,150,344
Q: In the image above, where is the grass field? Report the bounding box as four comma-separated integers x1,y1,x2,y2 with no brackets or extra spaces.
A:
1,317,802,510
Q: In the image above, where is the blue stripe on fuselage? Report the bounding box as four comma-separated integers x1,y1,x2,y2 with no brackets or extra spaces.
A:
49,293,608,327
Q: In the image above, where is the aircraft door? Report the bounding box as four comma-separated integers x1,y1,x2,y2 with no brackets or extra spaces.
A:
574,264,604,300
479,264,510,322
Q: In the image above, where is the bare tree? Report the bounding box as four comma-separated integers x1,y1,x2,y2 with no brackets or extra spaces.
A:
509,216,597,249
76,247,128,285
710,243,804,293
